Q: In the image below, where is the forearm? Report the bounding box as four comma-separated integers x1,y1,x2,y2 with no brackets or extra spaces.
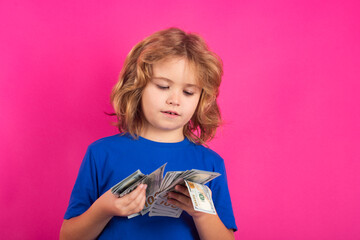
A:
193,214,234,240
59,199,113,240
167,185,235,240
60,185,147,239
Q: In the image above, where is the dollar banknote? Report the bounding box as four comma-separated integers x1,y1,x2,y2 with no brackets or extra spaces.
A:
140,163,166,215
149,169,220,218
110,163,220,218
111,170,145,196
184,180,216,215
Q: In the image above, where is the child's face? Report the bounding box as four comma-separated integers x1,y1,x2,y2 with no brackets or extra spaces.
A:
141,57,202,141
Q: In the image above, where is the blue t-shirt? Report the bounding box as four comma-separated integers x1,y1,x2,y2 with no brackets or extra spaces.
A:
64,133,237,239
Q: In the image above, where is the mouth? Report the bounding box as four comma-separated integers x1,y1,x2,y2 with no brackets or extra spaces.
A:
161,111,180,116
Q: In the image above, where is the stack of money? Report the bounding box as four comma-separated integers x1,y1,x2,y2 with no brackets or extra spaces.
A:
110,163,220,218
149,169,220,217
111,163,167,218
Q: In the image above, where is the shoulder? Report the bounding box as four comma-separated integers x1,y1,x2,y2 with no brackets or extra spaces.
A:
189,141,225,167
89,133,122,145
86,133,132,153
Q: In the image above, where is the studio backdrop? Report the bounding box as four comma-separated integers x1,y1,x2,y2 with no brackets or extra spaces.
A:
1,0,359,239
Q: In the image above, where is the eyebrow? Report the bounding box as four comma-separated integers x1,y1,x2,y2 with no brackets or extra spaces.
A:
152,77,201,89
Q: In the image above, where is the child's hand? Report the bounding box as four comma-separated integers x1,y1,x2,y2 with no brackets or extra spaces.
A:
167,185,207,219
95,184,147,218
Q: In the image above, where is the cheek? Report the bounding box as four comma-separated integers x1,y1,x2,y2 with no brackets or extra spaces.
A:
142,92,163,116
141,91,152,115
186,98,200,115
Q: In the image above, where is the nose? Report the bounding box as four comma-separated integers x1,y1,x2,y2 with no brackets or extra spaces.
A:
166,90,180,106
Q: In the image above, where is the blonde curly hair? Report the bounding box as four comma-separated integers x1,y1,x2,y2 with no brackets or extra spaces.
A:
110,27,223,145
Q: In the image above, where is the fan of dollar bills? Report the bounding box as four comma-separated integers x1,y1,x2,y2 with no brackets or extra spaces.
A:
111,163,220,218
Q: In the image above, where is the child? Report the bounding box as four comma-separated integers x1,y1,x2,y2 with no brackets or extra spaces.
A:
60,27,237,240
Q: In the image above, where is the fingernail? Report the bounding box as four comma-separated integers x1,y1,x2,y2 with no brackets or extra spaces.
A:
143,184,147,189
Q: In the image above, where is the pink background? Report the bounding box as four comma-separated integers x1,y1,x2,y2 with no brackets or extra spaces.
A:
1,1,359,239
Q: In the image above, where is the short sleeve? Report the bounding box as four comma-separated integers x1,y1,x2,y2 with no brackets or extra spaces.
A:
209,157,238,232
64,146,99,219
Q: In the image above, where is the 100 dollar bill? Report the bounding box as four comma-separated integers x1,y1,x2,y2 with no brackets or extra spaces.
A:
185,180,216,215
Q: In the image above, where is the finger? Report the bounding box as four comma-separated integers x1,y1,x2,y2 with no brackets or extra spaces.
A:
120,186,146,215
168,191,192,207
127,184,147,206
167,198,190,212
174,185,190,197
128,189,147,213
124,184,147,203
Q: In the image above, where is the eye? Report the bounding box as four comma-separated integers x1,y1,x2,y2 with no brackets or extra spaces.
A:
183,90,194,96
156,85,169,90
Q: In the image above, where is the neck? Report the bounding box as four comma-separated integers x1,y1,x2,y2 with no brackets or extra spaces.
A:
139,128,185,143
